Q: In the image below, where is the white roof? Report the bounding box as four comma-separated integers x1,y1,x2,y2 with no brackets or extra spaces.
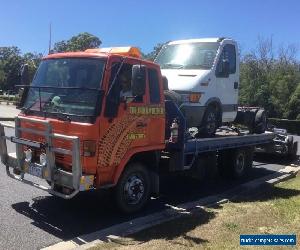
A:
168,38,225,45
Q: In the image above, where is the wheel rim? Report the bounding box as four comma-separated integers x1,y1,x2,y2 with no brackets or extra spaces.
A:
206,112,217,134
235,153,245,174
123,174,145,205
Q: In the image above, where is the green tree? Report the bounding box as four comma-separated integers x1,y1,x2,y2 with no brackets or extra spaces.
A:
239,37,300,119
0,46,23,90
52,40,68,53
286,84,300,120
0,61,6,89
52,32,102,53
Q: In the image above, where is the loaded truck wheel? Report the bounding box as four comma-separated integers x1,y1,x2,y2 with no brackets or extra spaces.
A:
114,162,151,213
198,105,219,137
218,147,253,179
253,109,267,134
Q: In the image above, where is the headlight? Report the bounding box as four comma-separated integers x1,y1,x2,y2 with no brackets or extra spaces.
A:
24,149,32,162
39,153,47,166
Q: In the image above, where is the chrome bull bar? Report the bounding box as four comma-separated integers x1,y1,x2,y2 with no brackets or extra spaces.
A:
0,116,89,199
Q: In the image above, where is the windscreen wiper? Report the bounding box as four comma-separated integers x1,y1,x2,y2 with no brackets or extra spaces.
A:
21,101,39,114
50,112,72,122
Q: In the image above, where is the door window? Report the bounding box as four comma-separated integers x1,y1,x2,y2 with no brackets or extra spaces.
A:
216,44,236,76
148,68,160,104
109,62,144,102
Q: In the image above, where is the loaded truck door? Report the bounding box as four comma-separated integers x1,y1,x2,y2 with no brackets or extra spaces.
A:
214,43,239,122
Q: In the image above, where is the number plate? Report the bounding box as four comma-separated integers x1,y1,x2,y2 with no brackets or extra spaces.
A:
28,164,43,178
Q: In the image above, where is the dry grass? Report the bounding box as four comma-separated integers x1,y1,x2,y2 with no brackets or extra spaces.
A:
90,174,300,250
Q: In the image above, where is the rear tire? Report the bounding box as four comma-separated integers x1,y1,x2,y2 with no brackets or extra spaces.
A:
114,163,151,214
219,147,253,179
253,109,267,134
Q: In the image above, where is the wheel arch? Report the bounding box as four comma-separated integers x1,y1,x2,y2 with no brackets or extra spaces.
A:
113,150,161,195
205,97,222,124
205,97,222,111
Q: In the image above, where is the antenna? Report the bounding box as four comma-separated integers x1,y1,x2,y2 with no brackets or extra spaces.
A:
48,22,52,54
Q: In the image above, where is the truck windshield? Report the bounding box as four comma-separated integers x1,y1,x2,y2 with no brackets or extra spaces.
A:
22,58,106,122
155,42,219,70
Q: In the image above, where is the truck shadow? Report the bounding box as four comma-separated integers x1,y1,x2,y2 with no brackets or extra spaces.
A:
108,208,213,247
11,165,294,242
254,153,298,165
231,184,300,203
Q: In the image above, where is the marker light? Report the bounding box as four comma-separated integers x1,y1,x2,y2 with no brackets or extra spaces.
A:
189,93,202,103
85,47,141,58
39,153,47,167
24,149,32,162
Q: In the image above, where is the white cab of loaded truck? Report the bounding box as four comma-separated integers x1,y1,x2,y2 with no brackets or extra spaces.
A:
155,38,239,136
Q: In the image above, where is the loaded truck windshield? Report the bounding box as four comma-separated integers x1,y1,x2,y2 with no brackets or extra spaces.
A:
155,42,219,70
22,58,106,121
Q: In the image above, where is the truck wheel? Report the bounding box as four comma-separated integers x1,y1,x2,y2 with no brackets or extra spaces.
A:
199,106,219,137
253,109,267,134
114,163,151,213
219,147,253,179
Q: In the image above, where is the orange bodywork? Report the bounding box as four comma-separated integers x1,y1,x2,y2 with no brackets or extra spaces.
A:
19,50,166,188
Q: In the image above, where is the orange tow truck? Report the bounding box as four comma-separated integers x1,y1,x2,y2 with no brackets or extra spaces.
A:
0,47,274,213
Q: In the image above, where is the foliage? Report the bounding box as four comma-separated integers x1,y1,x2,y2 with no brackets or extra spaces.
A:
285,84,300,120
0,46,23,91
239,37,300,119
0,47,42,91
52,32,102,53
0,32,101,91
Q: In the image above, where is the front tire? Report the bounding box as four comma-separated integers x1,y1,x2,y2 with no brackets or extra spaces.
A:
198,105,219,137
114,163,151,213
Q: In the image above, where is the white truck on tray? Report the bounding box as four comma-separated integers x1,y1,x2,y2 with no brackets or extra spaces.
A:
155,37,265,136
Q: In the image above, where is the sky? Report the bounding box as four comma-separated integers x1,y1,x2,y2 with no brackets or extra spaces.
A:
1,0,300,57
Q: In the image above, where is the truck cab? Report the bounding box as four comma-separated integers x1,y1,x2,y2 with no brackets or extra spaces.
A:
0,47,166,212
155,38,239,136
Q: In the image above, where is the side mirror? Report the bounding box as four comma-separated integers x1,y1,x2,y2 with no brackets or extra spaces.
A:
131,65,146,96
20,64,30,86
